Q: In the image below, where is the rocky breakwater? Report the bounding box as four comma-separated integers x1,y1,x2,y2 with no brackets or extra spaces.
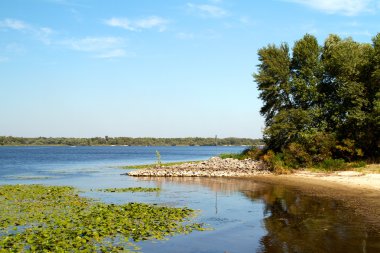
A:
127,157,270,177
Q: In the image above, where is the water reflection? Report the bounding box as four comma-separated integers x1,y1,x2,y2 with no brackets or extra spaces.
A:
135,177,380,253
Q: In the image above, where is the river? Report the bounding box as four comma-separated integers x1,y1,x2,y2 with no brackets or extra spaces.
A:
0,146,379,252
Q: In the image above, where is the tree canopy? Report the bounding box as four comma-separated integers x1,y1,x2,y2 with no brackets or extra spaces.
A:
254,34,380,165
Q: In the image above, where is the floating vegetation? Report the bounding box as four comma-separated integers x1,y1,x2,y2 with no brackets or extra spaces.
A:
99,187,161,193
4,175,58,180
0,184,205,252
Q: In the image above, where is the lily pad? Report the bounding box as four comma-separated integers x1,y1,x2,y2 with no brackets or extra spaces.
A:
0,184,204,252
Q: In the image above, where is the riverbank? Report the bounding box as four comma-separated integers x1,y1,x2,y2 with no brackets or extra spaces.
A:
127,157,380,228
127,157,380,191
252,171,380,229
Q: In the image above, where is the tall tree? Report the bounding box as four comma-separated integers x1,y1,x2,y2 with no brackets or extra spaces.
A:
255,34,323,152
255,33,380,161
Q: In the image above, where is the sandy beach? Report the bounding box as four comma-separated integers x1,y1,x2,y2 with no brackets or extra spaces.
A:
252,171,380,229
273,170,380,191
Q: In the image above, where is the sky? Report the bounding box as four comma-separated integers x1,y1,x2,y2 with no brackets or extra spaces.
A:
0,0,379,138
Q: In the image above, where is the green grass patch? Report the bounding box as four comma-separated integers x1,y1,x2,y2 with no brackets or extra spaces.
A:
0,184,205,252
219,153,244,160
309,160,374,173
120,161,201,169
99,187,161,193
315,158,346,171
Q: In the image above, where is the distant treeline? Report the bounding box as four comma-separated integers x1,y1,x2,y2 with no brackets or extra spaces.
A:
0,136,263,147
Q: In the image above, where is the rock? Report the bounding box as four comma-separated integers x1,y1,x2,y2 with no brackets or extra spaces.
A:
127,157,270,177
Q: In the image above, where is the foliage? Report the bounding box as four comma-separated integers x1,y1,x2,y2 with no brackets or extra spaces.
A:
334,139,364,161
0,136,263,147
261,150,292,174
254,33,380,166
99,187,161,193
219,146,263,160
0,185,205,252
219,153,245,160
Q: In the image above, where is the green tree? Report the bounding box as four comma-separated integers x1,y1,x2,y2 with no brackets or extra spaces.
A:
255,33,380,164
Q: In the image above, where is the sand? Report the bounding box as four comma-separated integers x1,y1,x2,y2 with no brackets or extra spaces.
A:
283,170,380,191
252,171,380,229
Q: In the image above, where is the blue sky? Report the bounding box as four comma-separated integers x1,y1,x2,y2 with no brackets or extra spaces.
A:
0,0,379,138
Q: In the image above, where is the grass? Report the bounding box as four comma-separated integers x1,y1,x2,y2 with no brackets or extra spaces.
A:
120,160,201,169
0,184,205,252
353,163,380,174
307,161,380,174
99,187,161,193
219,153,245,160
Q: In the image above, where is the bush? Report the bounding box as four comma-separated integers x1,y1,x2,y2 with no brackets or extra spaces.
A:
261,150,292,174
220,146,264,160
241,146,263,159
347,161,367,168
282,142,312,168
299,132,336,164
316,158,346,171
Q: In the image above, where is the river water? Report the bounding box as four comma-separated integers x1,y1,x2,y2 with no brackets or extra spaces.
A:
0,146,379,253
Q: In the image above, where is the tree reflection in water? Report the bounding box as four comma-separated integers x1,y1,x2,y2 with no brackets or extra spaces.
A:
135,176,380,253
245,186,378,253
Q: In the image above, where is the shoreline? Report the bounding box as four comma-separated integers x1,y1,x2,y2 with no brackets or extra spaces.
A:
127,157,380,228
127,157,380,191
251,172,380,229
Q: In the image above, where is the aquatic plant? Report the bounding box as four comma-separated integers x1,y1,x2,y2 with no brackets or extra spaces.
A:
156,150,161,166
99,187,161,193
0,184,204,252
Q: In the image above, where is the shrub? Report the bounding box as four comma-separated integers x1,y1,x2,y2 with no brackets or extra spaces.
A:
220,146,264,160
317,158,346,171
282,142,312,168
348,161,366,168
241,146,263,159
261,150,292,174
299,132,336,164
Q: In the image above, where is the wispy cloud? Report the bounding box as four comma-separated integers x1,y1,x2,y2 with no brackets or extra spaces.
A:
105,16,169,32
187,3,228,18
0,56,9,63
0,18,53,44
61,36,126,58
5,43,26,54
95,49,126,59
339,30,372,37
177,32,195,40
286,0,375,16
239,16,256,26
61,37,123,52
0,18,29,30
